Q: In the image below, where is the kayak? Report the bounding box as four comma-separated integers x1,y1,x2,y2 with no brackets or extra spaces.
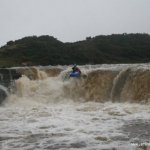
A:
69,71,80,77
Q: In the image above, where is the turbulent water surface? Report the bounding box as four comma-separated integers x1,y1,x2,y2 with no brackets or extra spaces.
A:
0,64,150,150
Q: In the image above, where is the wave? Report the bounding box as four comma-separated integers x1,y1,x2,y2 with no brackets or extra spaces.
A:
1,64,150,104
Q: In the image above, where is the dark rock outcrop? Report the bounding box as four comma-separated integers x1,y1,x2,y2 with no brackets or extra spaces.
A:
0,68,21,103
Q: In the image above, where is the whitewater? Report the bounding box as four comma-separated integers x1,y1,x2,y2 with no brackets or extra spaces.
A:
0,64,150,150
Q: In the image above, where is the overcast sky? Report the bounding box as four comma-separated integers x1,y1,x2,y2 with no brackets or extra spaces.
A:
0,0,150,46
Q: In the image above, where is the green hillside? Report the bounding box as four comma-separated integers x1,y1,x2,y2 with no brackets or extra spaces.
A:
0,34,150,67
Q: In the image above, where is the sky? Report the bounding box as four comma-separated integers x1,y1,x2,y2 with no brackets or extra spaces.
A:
0,0,150,46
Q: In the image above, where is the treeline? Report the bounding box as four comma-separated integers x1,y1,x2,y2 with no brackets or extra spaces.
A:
0,33,150,67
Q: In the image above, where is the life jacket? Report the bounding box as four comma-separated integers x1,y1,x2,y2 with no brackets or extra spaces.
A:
73,67,81,74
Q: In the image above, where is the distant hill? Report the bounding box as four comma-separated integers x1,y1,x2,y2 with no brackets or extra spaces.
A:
0,33,150,67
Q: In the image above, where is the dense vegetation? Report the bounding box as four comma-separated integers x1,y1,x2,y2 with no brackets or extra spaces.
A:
0,33,150,67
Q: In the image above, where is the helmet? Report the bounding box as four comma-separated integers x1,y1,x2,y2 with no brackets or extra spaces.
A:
73,64,77,67
72,64,77,70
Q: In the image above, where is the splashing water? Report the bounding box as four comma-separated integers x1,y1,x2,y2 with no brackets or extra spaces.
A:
0,64,150,150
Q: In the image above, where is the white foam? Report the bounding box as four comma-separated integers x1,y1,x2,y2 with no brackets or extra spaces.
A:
1,64,150,149
0,101,150,149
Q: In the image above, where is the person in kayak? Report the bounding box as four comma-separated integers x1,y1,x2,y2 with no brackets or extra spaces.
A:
72,64,81,74
64,64,81,80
